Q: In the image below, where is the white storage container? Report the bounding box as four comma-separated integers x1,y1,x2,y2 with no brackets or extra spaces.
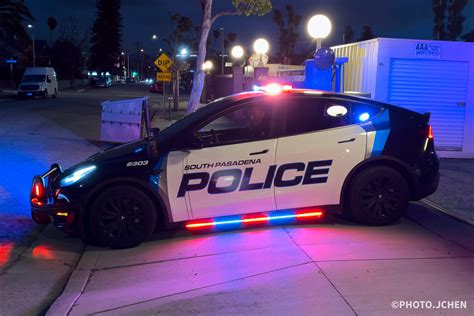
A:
332,38,474,158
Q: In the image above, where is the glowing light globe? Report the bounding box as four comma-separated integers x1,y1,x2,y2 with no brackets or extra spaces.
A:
253,38,269,54
231,45,244,59
307,14,332,39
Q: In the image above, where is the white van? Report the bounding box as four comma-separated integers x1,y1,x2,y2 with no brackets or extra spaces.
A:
18,67,58,98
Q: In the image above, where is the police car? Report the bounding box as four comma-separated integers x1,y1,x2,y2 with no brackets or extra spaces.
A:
30,84,439,248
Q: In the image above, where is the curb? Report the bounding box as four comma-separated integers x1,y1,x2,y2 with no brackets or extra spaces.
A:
46,247,102,315
421,199,474,225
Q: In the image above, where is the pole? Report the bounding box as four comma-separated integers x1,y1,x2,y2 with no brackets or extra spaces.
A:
10,64,13,93
127,53,130,77
162,81,166,115
220,27,224,75
32,32,36,67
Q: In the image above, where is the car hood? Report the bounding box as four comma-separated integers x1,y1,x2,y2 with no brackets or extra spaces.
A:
86,139,148,163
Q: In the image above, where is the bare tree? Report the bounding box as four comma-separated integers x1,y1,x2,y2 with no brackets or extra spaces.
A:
186,0,272,113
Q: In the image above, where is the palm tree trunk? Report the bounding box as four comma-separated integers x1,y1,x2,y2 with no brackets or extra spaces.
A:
186,0,212,113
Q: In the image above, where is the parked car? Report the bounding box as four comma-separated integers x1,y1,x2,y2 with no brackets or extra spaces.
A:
149,82,163,93
30,84,439,248
94,77,112,88
125,77,136,83
18,67,58,98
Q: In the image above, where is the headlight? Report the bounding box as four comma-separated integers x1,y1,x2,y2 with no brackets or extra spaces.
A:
60,165,96,187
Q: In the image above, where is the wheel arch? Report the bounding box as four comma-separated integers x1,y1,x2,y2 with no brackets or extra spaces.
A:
340,156,416,211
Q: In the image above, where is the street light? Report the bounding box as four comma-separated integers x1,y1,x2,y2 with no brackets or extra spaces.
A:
231,45,244,59
202,60,213,74
253,38,269,67
180,48,188,57
152,34,158,40
307,14,332,49
28,24,35,67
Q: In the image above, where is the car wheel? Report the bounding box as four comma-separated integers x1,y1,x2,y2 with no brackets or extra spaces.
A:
53,89,57,98
88,185,157,248
349,166,409,225
43,90,48,99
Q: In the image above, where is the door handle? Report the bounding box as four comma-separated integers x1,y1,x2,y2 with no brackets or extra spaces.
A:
249,149,269,156
338,138,356,144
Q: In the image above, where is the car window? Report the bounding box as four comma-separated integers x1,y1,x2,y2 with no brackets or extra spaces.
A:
196,100,278,147
284,97,383,137
350,101,383,124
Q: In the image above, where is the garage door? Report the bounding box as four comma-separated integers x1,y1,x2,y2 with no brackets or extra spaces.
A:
388,58,468,151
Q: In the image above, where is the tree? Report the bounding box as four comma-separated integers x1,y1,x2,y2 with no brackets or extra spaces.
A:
432,0,469,41
47,16,57,45
272,4,301,64
163,13,194,111
52,39,84,85
432,0,447,40
343,25,354,44
358,25,375,41
446,0,468,40
461,31,474,42
0,0,35,56
88,0,122,75
187,0,272,113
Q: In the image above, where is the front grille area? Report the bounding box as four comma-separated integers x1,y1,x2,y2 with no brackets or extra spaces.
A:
20,85,39,90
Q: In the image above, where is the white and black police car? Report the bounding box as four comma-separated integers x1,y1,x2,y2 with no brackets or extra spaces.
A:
31,84,439,248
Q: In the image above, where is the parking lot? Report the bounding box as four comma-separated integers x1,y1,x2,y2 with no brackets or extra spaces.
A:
1,84,473,315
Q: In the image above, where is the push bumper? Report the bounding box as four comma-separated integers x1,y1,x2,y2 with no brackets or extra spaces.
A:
30,164,79,232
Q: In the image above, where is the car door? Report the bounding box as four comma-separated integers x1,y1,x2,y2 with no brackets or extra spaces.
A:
181,98,283,219
274,96,368,210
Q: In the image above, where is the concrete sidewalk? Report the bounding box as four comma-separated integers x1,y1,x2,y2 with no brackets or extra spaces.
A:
48,203,474,315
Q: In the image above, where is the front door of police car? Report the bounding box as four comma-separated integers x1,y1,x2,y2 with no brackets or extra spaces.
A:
181,101,281,219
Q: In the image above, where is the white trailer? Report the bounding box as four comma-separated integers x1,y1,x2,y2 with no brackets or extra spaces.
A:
332,38,474,158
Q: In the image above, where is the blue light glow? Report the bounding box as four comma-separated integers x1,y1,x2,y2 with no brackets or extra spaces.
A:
359,112,370,121
60,165,96,187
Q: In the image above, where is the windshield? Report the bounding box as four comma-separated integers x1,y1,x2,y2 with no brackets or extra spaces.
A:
22,75,46,83
155,93,263,142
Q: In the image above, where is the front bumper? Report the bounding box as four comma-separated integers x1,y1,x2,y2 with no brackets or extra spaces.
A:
30,164,80,232
18,90,45,97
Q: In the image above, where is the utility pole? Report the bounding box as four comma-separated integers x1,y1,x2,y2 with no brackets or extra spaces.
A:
28,25,36,67
136,42,140,80
220,27,224,75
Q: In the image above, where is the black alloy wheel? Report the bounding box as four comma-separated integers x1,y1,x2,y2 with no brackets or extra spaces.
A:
89,185,157,248
349,166,409,225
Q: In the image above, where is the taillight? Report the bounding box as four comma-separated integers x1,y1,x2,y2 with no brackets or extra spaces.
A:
428,125,434,139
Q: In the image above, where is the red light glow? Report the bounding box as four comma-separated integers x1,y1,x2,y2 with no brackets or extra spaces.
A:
185,219,215,229
295,210,324,219
428,125,434,139
242,214,269,224
32,245,54,259
0,242,14,269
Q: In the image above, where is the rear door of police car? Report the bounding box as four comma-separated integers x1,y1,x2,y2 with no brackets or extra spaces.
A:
179,97,284,219
274,96,367,210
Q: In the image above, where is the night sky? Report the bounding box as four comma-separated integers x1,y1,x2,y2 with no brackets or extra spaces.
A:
25,0,474,55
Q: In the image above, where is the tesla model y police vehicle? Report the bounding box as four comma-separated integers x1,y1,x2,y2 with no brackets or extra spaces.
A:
31,84,439,248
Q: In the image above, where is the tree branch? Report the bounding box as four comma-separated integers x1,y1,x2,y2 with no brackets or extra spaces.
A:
211,10,239,25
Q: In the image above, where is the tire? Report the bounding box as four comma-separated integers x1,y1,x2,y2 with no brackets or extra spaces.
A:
43,90,48,99
53,89,57,98
88,185,157,248
348,166,409,225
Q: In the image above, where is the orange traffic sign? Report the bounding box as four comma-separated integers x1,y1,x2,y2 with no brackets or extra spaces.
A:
156,72,172,82
154,53,174,72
